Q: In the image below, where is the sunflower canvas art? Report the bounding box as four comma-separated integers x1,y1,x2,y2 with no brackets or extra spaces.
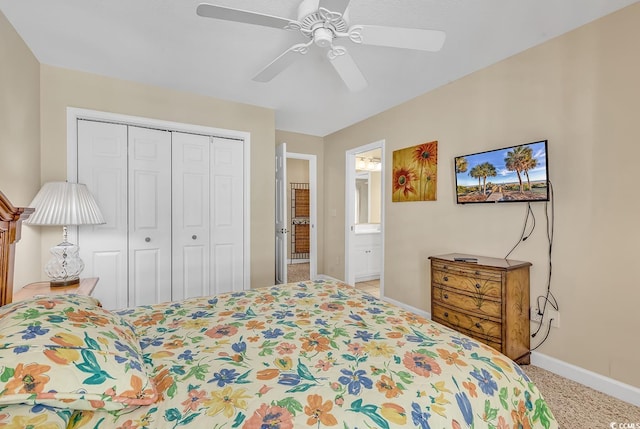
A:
392,141,438,202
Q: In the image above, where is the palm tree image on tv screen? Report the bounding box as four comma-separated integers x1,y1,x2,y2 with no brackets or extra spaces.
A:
455,141,549,204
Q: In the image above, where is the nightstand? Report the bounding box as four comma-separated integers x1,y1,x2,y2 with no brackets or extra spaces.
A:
13,277,99,302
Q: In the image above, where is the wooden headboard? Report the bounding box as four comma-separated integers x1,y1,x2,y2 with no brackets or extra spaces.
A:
0,190,34,305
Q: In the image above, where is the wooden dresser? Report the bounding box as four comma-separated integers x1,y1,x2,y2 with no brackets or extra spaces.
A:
429,253,531,364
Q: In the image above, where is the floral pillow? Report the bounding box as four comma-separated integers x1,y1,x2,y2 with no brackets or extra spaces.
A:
0,403,73,429
0,294,158,411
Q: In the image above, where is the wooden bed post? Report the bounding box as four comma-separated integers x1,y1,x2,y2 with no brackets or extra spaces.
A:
0,190,34,306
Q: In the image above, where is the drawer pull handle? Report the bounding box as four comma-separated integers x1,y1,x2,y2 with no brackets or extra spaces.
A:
475,283,481,289
475,271,480,275
192,235,198,240
443,294,449,299
443,276,449,282
444,312,449,318
145,237,151,243
475,323,481,328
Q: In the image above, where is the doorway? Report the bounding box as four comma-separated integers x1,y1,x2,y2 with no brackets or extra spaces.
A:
275,143,317,284
345,141,385,298
287,166,310,282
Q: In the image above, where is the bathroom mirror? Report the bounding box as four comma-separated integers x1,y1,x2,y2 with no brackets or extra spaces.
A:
354,170,381,225
355,173,369,224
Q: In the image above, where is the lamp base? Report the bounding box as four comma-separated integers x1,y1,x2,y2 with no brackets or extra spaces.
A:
49,278,80,287
45,240,85,287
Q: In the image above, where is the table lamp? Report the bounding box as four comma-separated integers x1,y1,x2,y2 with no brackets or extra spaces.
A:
25,182,105,286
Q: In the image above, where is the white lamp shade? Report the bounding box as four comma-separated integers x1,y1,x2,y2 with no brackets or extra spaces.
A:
25,182,105,226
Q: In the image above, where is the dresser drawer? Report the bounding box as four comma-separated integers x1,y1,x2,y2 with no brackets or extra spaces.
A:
432,285,501,318
431,264,502,299
472,334,502,352
432,303,502,340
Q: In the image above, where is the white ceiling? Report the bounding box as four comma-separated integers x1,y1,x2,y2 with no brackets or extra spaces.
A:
1,0,637,136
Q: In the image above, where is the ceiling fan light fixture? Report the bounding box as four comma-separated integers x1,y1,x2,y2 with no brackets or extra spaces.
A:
314,27,334,47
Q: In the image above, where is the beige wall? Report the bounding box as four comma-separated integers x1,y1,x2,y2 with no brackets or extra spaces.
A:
275,130,325,275
324,3,640,388
287,159,310,183
0,11,41,287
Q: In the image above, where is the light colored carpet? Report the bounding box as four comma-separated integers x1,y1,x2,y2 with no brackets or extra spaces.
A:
287,262,309,282
355,279,380,297
522,365,640,427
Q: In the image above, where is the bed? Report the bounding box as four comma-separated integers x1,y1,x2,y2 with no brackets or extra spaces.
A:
0,192,557,429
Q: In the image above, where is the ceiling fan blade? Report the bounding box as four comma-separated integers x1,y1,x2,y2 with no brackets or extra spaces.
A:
197,3,296,30
352,25,446,52
318,0,351,16
328,47,367,92
253,42,312,83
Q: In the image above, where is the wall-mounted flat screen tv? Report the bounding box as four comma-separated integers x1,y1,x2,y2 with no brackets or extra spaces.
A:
455,140,549,204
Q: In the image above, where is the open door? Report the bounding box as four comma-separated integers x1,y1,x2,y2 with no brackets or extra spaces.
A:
275,143,287,284
345,141,385,293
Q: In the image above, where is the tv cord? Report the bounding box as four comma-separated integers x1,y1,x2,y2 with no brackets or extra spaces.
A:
504,202,535,260
531,180,558,348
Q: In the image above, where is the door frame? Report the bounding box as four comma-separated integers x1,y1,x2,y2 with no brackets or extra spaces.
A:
65,107,252,291
275,143,287,284
287,151,318,281
345,140,385,294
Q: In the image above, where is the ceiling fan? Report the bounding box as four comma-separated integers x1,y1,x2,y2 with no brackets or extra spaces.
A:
196,0,446,91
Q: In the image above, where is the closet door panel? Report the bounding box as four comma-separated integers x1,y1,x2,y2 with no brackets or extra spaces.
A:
172,132,210,300
212,244,233,289
131,248,162,304
210,137,244,294
77,120,128,310
128,126,172,306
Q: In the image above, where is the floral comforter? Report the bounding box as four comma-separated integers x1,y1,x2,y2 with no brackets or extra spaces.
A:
69,279,557,429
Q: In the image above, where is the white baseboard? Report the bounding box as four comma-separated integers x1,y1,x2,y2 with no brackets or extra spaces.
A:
380,296,431,319
354,274,381,283
316,274,341,282
531,352,640,407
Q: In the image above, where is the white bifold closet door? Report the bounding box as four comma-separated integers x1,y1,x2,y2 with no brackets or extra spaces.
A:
77,121,129,310
77,119,244,310
171,132,211,302
173,133,245,300
128,126,172,306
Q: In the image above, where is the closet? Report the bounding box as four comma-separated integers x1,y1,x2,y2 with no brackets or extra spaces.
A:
76,119,245,310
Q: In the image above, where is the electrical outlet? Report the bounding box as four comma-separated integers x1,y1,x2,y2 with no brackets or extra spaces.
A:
548,308,560,328
531,308,543,324
531,307,560,328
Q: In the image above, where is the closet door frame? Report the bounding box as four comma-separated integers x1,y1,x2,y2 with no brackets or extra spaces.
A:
65,107,251,292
